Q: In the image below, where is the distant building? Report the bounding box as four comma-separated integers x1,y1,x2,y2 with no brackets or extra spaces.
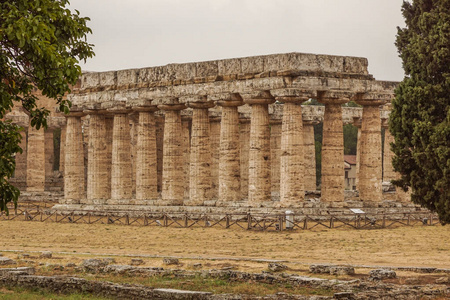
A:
344,155,357,190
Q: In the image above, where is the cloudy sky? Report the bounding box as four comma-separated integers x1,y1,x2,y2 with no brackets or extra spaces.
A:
69,0,406,82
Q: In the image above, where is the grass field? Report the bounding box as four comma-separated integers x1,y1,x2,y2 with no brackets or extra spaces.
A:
1,220,449,269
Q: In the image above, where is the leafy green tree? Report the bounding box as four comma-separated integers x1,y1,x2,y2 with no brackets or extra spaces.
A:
0,0,94,213
391,0,449,224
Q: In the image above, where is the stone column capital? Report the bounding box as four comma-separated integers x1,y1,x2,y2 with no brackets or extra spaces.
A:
186,101,215,109
131,105,159,113
271,88,314,103
353,92,392,106
241,90,275,106
157,104,186,111
317,90,352,105
209,93,244,107
107,108,131,114
302,119,320,126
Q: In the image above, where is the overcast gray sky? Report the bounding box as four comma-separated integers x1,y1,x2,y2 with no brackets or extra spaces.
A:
69,0,406,82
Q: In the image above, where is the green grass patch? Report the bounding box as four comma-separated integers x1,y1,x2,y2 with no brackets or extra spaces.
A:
0,286,109,300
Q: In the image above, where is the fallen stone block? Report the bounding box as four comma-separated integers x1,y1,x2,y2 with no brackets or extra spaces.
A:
329,266,355,276
309,264,334,274
80,258,109,273
268,262,288,272
368,269,396,281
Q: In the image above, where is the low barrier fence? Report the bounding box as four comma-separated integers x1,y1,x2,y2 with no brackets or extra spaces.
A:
0,204,439,231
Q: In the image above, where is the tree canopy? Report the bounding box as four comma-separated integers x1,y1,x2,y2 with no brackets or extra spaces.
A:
0,0,94,213
390,0,449,224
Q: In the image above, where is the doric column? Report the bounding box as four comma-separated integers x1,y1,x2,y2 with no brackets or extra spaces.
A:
275,90,311,206
352,117,362,190
64,110,85,202
270,119,282,199
156,116,164,193
209,116,221,199
318,91,350,202
59,125,66,173
186,100,214,205
303,120,317,191
158,103,186,205
216,95,243,202
243,91,275,205
134,106,159,200
15,129,28,180
129,113,138,196
104,114,114,199
181,116,191,200
86,110,109,201
239,116,250,199
354,93,390,202
26,125,45,192
110,109,133,200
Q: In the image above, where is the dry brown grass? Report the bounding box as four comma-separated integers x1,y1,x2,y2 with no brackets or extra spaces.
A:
1,220,449,268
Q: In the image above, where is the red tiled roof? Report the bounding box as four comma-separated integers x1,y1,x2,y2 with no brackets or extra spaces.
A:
344,155,357,165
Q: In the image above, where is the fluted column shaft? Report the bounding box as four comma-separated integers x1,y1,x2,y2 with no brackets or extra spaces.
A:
26,125,45,192
357,104,383,201
86,112,109,200
159,104,185,205
110,111,132,200
181,118,191,200
239,118,250,199
188,103,214,205
320,102,346,202
270,120,282,197
64,114,85,201
245,99,274,204
353,118,362,190
280,101,304,205
218,101,242,202
303,121,316,191
104,116,114,199
209,118,221,199
135,108,158,200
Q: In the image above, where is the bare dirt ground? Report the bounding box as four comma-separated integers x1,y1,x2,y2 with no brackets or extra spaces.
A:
1,220,449,269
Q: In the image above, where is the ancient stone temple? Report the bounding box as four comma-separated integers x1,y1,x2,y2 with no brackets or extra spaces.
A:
6,52,415,213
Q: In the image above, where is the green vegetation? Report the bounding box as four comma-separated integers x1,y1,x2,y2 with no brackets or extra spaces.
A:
0,0,94,213
391,0,449,224
0,286,109,300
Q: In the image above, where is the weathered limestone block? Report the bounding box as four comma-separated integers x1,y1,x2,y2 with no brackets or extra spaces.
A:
319,91,350,202
217,98,242,202
244,92,275,204
187,102,214,205
135,107,158,200
156,117,164,192
86,112,109,200
239,118,250,200
111,111,133,200
64,113,85,202
303,121,317,191
369,269,396,281
159,104,185,205
26,125,45,192
129,114,138,195
268,263,287,272
355,94,387,202
279,99,306,206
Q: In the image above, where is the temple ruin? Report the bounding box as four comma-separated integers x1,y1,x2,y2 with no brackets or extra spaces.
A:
6,52,416,214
